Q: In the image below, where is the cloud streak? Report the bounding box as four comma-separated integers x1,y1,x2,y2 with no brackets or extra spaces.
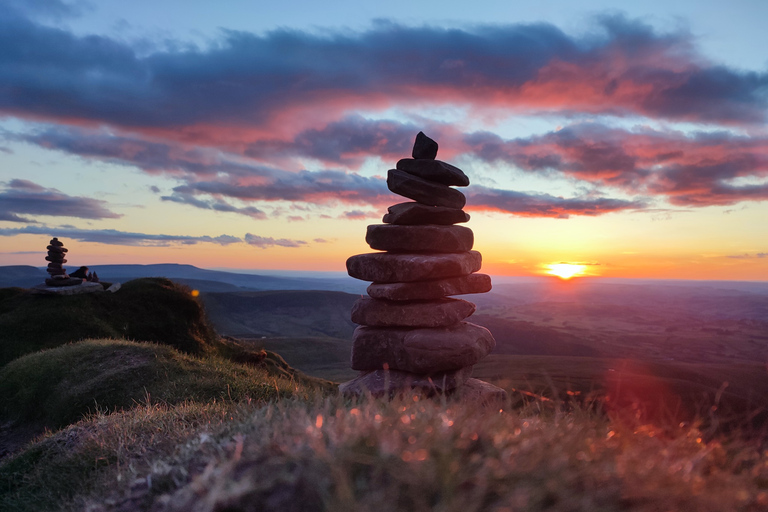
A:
0,179,122,222
0,225,313,248
465,124,768,207
1,12,765,145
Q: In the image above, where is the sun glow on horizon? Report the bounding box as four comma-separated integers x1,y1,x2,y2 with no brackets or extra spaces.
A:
545,263,588,280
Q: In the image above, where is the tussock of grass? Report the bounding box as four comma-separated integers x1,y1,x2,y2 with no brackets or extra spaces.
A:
0,401,262,512
0,278,219,366
4,395,765,512
0,339,331,430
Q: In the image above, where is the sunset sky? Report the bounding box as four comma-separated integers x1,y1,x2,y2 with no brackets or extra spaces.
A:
1,0,767,280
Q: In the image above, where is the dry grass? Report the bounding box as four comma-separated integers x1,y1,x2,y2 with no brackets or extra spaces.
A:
3,393,763,512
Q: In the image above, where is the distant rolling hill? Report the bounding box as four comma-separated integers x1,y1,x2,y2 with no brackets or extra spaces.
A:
0,264,368,294
200,289,359,339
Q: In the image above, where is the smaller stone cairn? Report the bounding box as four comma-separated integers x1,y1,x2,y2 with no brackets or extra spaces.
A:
340,132,507,405
44,237,83,286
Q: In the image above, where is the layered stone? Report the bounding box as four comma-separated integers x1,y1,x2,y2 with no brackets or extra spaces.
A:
367,273,492,301
351,321,495,373
453,378,508,406
45,255,67,263
46,245,67,252
366,224,473,253
347,250,481,283
339,365,473,397
387,169,466,209
351,296,475,327
412,131,438,159
382,202,470,226
396,159,470,187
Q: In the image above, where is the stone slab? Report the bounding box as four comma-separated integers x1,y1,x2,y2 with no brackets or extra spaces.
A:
339,366,473,398
366,224,474,253
351,321,495,373
452,378,508,407
351,296,476,327
382,202,470,226
367,273,492,301
396,159,470,187
387,169,466,209
347,250,482,283
31,281,104,295
412,131,438,159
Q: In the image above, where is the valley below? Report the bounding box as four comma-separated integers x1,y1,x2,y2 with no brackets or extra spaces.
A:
200,277,768,419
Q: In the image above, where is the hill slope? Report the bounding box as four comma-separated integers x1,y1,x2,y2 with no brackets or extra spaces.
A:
0,278,219,366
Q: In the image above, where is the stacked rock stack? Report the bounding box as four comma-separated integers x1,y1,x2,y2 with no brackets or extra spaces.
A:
44,237,82,287
340,132,507,405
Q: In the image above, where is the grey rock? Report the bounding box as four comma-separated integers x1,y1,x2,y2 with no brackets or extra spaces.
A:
32,281,103,295
339,366,474,398
367,273,492,301
387,169,466,209
412,131,438,159
382,202,470,225
45,256,66,263
347,250,482,283
453,378,508,406
351,296,476,327
366,224,474,253
396,159,470,187
351,322,495,373
44,277,83,287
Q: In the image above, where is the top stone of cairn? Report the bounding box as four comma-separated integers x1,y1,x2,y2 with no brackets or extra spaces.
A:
412,131,438,159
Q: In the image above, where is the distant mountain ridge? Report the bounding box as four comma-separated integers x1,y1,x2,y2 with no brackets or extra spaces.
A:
0,264,368,294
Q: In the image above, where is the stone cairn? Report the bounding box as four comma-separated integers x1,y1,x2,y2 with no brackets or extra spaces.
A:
340,132,507,405
44,237,83,286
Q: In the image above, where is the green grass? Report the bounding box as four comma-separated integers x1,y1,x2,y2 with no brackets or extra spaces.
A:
0,338,332,431
0,278,219,367
2,395,766,512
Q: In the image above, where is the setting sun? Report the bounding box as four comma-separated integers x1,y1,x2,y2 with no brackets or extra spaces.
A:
545,263,587,280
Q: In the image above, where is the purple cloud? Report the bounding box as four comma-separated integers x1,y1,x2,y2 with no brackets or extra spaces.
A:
0,179,122,221
244,233,307,248
0,12,765,137
0,225,244,246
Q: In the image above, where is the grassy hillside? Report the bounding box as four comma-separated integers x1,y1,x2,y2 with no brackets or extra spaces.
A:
0,339,330,431
201,289,358,338
0,278,219,366
3,396,767,512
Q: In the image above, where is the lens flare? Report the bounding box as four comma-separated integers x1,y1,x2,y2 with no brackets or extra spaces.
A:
546,263,587,280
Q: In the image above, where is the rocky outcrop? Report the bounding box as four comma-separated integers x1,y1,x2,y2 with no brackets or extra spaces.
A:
340,132,506,404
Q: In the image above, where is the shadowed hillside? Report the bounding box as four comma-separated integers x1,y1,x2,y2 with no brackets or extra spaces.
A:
0,278,219,366
201,289,359,339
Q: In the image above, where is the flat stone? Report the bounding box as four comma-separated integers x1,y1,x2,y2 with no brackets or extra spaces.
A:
383,202,470,226
412,131,438,159
43,277,84,287
49,238,64,247
339,366,473,398
31,281,104,295
46,246,67,253
347,251,482,283
351,322,495,373
452,378,508,407
367,273,492,301
351,296,475,327
45,256,66,263
366,224,474,253
396,159,470,187
388,169,466,209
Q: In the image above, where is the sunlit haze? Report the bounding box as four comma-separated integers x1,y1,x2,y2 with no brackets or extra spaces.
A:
1,0,767,281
